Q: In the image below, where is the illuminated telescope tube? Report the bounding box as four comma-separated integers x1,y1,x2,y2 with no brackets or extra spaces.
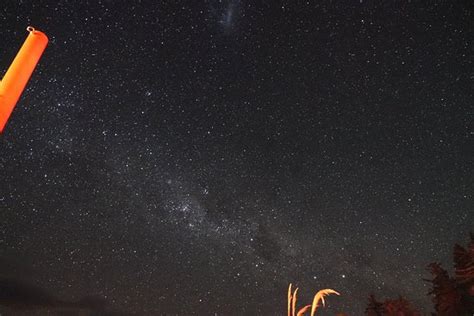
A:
0,26,48,132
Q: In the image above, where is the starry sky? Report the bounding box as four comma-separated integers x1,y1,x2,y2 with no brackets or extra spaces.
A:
0,1,472,315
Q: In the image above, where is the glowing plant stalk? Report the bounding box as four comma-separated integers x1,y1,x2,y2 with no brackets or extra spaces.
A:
287,284,340,316
292,287,298,316
296,304,311,316
288,283,293,316
310,289,340,316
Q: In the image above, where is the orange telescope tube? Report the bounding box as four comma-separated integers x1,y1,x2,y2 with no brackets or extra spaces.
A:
0,26,48,132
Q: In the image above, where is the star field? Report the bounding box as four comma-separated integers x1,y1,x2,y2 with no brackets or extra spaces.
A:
0,1,473,315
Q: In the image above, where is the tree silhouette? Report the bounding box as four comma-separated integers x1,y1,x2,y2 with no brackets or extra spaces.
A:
365,295,384,316
426,262,462,315
453,234,474,294
383,296,421,316
365,234,474,315
364,294,421,316
425,233,474,315
452,233,474,313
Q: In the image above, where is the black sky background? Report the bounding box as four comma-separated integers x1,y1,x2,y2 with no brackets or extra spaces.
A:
1,1,473,315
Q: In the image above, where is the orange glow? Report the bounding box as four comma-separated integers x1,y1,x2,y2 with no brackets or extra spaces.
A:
287,283,340,316
288,283,293,316
292,287,298,316
0,26,48,132
296,305,311,316
310,289,340,316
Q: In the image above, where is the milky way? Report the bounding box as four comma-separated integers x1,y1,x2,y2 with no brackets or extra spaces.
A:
1,1,472,315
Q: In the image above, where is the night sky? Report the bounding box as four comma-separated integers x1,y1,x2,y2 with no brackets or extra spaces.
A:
1,1,473,315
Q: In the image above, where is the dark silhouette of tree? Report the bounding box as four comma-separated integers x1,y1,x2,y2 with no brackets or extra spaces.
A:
383,296,421,316
424,234,474,315
452,233,474,313
365,294,384,315
365,234,474,315
364,294,421,315
454,234,474,289
426,262,462,315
